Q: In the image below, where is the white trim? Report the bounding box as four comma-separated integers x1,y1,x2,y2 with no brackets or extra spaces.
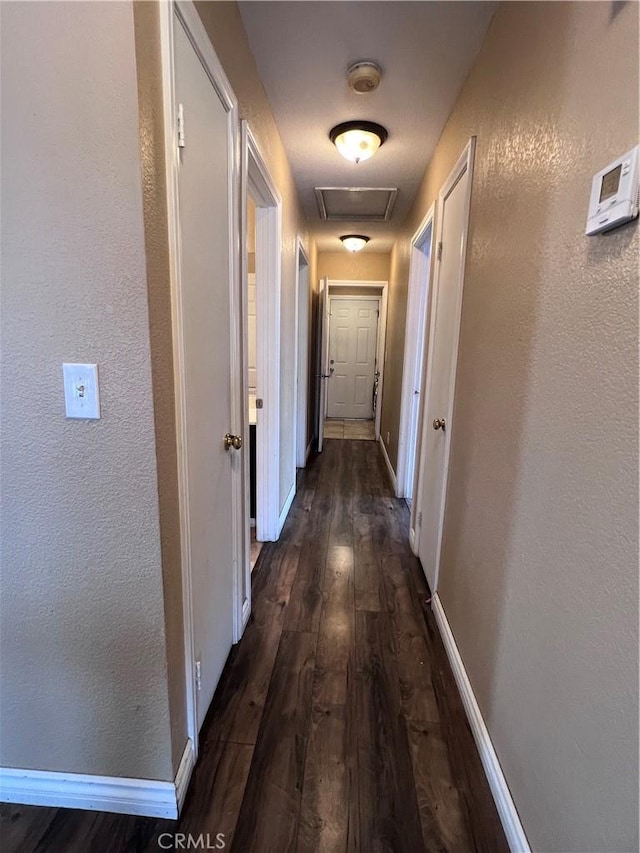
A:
159,0,195,761
329,294,380,302
408,526,417,553
376,286,388,442
0,740,196,820
305,438,313,463
316,277,329,453
221,34,247,648
327,280,388,288
413,138,476,594
174,737,196,812
378,434,397,493
159,0,245,752
326,280,388,440
397,203,435,500
431,595,530,853
294,238,310,469
242,123,282,543
278,480,296,535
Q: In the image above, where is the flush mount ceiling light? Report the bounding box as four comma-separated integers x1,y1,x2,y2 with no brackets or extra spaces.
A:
329,121,388,164
340,234,370,253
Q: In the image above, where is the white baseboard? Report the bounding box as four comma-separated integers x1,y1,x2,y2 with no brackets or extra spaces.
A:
431,595,530,852
0,738,195,820
408,525,417,554
378,435,398,494
305,439,313,463
278,480,296,536
174,737,196,812
240,596,251,633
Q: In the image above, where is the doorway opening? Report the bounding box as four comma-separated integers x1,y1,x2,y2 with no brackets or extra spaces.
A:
397,204,435,505
242,122,282,554
315,278,388,452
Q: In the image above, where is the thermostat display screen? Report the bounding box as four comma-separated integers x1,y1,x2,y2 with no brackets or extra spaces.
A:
599,164,622,202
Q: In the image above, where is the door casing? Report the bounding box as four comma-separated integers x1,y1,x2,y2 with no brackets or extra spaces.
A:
320,280,388,441
316,276,329,453
160,0,247,762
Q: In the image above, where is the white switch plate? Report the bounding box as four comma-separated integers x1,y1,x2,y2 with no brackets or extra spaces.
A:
63,363,101,419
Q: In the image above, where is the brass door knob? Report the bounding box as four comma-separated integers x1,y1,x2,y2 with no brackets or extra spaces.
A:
224,433,243,450
432,418,446,431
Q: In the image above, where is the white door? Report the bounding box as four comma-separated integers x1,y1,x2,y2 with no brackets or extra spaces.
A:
416,140,475,593
316,277,329,452
327,298,379,419
174,16,236,731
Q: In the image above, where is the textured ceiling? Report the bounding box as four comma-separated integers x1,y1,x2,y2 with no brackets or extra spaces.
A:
239,1,496,252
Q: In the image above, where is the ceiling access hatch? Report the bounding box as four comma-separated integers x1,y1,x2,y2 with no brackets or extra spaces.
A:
315,187,398,221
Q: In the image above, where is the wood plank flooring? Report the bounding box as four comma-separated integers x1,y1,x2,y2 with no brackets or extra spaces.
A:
0,439,508,853
323,419,375,440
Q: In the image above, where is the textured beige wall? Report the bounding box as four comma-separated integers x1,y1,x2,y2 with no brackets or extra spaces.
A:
0,1,174,780
386,2,639,849
317,251,390,283
133,0,187,776
195,1,312,512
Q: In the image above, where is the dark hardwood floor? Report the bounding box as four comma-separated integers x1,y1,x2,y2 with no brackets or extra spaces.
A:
0,439,508,853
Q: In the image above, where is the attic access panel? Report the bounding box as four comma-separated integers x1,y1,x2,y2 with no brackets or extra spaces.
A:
315,187,397,221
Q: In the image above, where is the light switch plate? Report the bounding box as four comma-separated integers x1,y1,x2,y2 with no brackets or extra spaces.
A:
63,363,101,419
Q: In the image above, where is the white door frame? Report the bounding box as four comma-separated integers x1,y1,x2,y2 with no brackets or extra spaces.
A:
159,0,246,760
410,138,476,589
241,122,282,543
396,204,436,501
326,280,388,439
293,238,310,468
316,277,329,453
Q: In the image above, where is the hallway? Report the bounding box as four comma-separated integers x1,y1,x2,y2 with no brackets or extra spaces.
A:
1,439,507,852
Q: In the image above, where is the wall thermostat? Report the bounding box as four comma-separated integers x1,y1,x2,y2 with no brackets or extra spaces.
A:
586,145,639,235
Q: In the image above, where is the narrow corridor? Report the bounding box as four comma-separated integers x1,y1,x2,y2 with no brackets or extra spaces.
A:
1,439,508,852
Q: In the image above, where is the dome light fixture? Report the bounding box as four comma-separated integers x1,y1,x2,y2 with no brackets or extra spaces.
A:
329,121,388,164
340,234,370,253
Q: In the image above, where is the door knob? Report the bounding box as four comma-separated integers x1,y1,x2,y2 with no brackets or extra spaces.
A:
432,418,446,431
224,433,243,450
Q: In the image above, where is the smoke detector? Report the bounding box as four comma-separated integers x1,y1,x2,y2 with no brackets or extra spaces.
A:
347,61,383,95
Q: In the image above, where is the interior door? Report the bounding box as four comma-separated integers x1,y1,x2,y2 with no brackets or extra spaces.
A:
406,235,432,505
316,277,330,452
416,142,475,593
327,298,379,419
174,15,235,731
